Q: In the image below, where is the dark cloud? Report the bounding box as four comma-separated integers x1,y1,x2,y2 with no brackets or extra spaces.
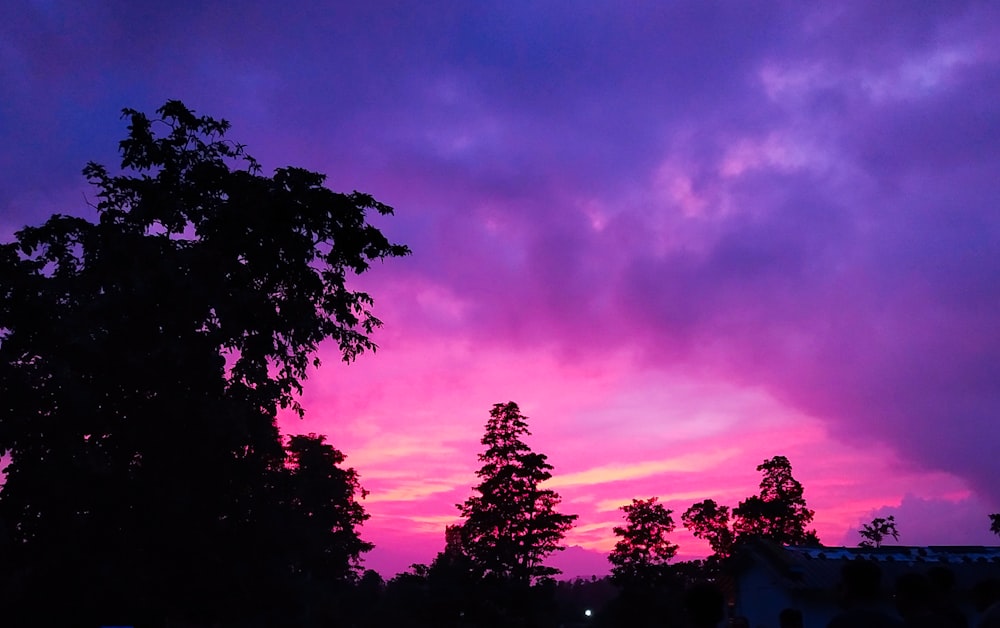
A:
2,1,998,507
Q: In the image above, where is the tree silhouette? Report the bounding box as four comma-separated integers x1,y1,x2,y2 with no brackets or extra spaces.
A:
458,401,577,586
426,525,481,625
681,499,735,558
681,456,818,561
609,497,678,590
732,455,820,547
990,513,1000,537
282,433,373,582
383,564,433,626
858,515,900,548
0,101,408,626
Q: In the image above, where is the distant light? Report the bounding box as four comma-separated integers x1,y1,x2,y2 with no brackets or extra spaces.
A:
584,609,592,617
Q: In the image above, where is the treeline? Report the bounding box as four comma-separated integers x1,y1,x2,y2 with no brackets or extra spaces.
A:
368,400,816,626
227,396,1000,627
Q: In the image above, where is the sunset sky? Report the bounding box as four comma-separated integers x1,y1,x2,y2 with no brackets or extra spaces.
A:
2,1,999,578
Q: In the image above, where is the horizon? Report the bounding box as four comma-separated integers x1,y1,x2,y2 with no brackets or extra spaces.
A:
3,1,999,580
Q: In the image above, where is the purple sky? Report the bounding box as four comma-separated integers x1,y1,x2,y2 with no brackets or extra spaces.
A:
2,1,999,578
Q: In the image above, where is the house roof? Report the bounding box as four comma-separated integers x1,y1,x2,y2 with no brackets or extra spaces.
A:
739,544,1000,593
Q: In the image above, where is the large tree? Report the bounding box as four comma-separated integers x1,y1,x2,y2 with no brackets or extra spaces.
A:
732,456,820,547
609,497,679,590
990,513,1000,537
0,101,408,625
458,402,577,585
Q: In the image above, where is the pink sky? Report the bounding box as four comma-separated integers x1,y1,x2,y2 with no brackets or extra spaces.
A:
278,319,995,577
3,1,1000,578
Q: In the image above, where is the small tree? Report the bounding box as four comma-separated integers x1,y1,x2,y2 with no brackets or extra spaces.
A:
681,499,735,558
732,456,820,546
989,513,1000,537
609,497,678,590
858,515,900,549
458,402,577,585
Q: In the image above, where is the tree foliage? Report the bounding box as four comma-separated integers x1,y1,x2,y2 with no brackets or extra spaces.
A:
682,456,818,562
681,499,735,558
282,433,374,581
421,526,481,624
732,455,820,547
858,515,900,548
458,402,577,585
0,101,408,625
990,513,1000,537
609,497,679,589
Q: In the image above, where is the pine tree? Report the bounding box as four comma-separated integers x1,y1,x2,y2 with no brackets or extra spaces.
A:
458,402,577,585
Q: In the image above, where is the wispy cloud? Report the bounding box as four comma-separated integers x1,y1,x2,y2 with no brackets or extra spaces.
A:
546,450,742,489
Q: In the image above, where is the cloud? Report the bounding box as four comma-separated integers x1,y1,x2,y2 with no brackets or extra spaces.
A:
339,435,465,470
834,493,999,548
4,0,999,578
364,479,470,504
546,449,741,490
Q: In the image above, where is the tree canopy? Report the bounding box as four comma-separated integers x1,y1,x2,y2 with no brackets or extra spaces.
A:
681,499,735,558
0,101,408,626
457,401,577,585
732,455,820,547
682,456,819,563
609,497,679,590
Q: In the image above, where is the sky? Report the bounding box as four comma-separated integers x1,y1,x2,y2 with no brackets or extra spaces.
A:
2,1,999,579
